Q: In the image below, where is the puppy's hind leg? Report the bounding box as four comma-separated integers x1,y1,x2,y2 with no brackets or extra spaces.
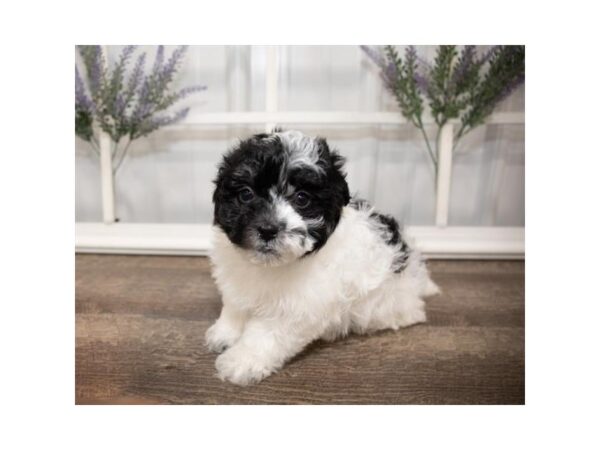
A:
423,277,441,297
350,279,427,335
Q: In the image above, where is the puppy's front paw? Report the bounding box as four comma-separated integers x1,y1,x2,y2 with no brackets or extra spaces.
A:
215,346,275,386
205,320,242,353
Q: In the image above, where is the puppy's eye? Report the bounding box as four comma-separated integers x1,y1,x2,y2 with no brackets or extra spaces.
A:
238,187,255,203
294,191,311,208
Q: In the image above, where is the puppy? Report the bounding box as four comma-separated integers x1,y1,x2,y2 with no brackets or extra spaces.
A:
206,130,439,385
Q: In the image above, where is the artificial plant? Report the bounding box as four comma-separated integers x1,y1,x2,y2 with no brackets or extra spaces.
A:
75,45,206,174
361,45,525,173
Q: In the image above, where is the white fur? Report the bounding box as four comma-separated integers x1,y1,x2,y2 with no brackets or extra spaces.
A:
206,205,438,385
276,130,322,172
245,189,317,266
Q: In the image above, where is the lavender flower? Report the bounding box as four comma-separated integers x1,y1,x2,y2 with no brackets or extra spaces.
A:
147,107,190,131
175,84,207,101
75,45,206,170
360,45,399,89
113,45,137,85
114,93,126,116
131,46,188,123
381,61,398,88
120,46,136,65
414,71,429,94
405,46,426,93
358,44,524,172
493,72,525,105
75,66,93,113
161,45,188,82
88,46,104,96
76,65,96,142
106,46,137,116
152,45,165,75
119,52,146,120
131,78,152,122
451,45,476,89
127,53,146,96
479,45,501,65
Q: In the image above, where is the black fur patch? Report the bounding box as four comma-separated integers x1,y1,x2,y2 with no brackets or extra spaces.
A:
350,198,411,273
392,240,411,273
369,212,401,246
213,132,350,254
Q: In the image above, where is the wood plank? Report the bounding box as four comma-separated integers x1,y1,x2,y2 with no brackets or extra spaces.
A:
75,255,524,404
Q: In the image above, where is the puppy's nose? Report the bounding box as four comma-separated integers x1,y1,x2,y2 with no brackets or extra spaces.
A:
257,225,280,242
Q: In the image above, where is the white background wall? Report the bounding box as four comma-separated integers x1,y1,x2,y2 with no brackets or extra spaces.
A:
75,45,524,227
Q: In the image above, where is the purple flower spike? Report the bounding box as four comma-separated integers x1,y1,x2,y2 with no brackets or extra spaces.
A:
406,45,417,61
414,71,429,93
495,72,525,104
176,84,207,100
146,107,190,131
361,45,400,91
127,53,146,97
75,66,94,113
76,45,206,154
382,62,398,87
452,45,476,88
88,46,104,96
152,45,165,75
160,45,188,83
479,45,501,65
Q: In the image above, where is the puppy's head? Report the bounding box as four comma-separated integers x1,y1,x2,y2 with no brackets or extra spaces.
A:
213,130,350,266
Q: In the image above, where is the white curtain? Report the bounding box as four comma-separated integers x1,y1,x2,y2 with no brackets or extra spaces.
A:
75,45,524,226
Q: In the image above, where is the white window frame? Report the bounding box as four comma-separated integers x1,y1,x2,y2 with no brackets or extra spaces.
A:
77,46,525,259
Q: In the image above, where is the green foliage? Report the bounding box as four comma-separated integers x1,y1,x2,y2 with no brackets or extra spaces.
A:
458,46,525,139
75,45,205,173
383,45,424,128
75,109,94,143
428,45,458,126
362,45,525,173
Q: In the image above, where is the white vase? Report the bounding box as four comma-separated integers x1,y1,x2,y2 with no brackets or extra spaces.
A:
435,123,453,227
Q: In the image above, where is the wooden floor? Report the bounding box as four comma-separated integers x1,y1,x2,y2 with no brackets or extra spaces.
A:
76,255,524,404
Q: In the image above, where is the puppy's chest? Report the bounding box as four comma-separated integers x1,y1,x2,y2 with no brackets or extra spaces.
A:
247,261,327,297
219,258,344,311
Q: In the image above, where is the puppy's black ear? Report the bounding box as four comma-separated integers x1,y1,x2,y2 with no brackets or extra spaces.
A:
212,142,237,206
331,151,350,206
316,138,350,206
329,149,347,172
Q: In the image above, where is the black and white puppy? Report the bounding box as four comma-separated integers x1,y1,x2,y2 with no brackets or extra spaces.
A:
207,130,439,385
